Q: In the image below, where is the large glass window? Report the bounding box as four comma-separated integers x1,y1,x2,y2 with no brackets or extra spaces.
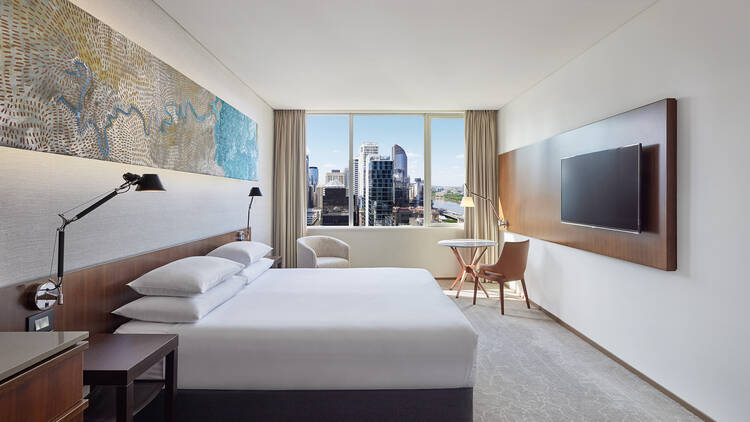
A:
430,117,466,224
306,113,464,227
353,115,424,226
306,115,349,226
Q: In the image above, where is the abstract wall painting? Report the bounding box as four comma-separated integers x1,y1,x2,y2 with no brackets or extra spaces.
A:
0,0,258,181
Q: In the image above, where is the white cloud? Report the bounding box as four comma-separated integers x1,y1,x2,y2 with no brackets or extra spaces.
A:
456,154,464,159
406,152,422,158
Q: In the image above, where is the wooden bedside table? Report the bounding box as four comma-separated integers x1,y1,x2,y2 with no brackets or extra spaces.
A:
268,255,282,268
83,334,178,422
0,332,89,422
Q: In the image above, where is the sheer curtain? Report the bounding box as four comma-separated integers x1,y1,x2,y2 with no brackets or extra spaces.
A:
464,110,500,265
272,110,306,268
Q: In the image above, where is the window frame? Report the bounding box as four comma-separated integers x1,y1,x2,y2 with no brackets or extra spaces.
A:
305,111,466,228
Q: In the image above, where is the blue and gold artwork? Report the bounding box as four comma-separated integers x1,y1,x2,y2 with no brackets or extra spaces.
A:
0,0,258,181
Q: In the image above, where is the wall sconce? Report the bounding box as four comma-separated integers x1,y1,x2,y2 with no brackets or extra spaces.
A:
31,173,165,310
239,187,262,240
460,183,509,229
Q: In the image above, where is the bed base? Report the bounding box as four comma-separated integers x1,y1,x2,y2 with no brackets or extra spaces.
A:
136,387,473,422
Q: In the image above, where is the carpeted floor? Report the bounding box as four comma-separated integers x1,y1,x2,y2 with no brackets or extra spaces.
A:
441,280,699,422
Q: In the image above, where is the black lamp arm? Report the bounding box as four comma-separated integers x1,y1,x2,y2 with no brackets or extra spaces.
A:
48,176,139,291
33,172,162,310
246,196,255,239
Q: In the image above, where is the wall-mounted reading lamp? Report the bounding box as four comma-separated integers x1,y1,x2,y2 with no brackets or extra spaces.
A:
31,172,165,310
460,183,509,230
240,187,262,240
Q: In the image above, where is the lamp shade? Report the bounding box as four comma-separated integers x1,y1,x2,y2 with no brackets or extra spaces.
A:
460,196,475,208
249,187,262,197
134,174,165,191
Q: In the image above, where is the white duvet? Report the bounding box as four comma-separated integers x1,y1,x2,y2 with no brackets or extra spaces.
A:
116,267,478,390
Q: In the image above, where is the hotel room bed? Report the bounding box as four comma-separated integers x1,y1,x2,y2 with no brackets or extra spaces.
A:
116,267,477,421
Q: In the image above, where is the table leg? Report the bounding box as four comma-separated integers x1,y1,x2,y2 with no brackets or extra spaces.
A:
449,267,465,290
449,247,470,292
477,278,491,298
455,271,469,298
471,246,488,266
449,247,468,290
457,248,482,299
165,350,178,422
450,247,468,268
470,247,491,299
115,382,134,422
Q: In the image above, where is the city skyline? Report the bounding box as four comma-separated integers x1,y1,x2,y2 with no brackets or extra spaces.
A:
306,115,465,187
307,143,464,227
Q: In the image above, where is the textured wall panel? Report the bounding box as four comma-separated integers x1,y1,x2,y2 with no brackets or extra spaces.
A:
0,0,258,180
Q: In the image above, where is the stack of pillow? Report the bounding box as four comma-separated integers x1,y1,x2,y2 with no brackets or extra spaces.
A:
113,241,274,323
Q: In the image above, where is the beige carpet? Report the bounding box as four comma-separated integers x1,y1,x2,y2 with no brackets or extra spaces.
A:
441,280,699,422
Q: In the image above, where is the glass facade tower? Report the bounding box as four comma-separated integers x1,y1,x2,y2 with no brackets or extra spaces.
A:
365,157,394,226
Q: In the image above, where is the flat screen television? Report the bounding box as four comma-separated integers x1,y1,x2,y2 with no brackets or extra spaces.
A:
561,143,642,233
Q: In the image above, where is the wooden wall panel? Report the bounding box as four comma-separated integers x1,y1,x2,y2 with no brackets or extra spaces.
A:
498,99,676,270
0,229,246,333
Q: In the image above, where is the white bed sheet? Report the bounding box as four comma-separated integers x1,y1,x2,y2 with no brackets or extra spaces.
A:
115,267,478,390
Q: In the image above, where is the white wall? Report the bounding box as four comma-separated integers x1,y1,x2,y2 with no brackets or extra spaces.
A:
0,0,274,287
497,1,749,420
307,226,463,277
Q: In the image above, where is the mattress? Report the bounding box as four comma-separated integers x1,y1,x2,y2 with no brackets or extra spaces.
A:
115,267,478,390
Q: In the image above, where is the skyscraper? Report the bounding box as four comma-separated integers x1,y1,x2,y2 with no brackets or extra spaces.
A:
305,154,317,208
325,169,346,185
413,177,424,204
391,144,409,206
365,156,393,226
308,166,319,187
357,142,379,198
320,180,348,226
352,158,359,198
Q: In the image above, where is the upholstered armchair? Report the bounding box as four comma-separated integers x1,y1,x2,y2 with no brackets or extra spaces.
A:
296,236,351,268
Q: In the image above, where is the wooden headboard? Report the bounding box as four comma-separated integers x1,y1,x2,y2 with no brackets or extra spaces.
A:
0,229,246,333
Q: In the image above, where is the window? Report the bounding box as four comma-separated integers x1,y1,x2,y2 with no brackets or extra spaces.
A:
306,115,349,226
429,117,466,224
353,115,424,226
306,113,464,227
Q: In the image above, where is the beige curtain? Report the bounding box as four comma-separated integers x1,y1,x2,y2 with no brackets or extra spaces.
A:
464,110,500,265
272,110,306,268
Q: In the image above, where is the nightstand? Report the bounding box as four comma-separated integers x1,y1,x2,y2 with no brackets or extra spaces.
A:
268,255,282,268
83,334,178,422
0,332,89,422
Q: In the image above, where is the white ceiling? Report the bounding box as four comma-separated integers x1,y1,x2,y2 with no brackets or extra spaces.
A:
154,0,655,110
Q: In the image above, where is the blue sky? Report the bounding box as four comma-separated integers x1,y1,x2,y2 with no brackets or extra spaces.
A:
306,115,464,186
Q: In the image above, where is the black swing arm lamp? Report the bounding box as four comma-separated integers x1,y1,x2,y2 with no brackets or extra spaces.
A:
32,172,165,310
241,187,262,240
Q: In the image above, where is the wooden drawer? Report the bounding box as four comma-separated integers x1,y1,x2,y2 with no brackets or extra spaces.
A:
0,342,88,422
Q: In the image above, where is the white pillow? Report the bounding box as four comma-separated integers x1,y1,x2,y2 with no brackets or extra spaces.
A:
114,275,246,323
207,241,273,266
239,257,274,284
128,256,243,297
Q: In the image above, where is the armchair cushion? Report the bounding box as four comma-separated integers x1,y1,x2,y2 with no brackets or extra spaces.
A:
316,257,350,268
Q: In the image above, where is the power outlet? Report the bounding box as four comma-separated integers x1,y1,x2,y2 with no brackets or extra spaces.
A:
27,309,54,331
